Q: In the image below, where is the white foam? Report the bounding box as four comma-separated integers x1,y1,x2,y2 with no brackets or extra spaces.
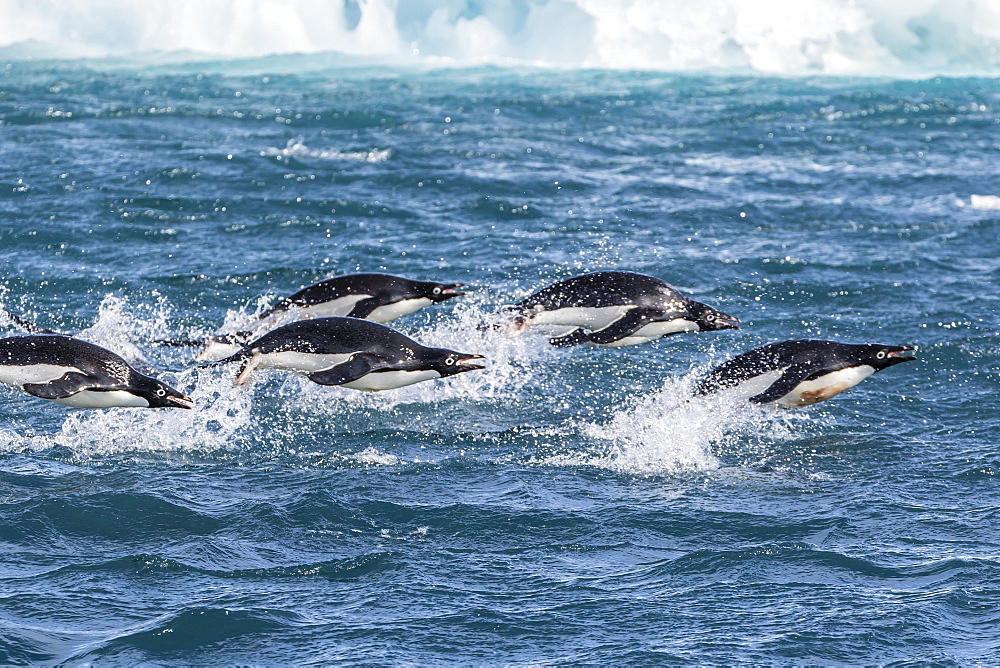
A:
968,194,1000,210
76,294,158,367
261,140,392,163
351,447,400,466
0,293,258,456
535,371,811,475
49,366,254,455
1,0,998,76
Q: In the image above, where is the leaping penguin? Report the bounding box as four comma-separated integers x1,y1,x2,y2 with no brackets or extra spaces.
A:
194,273,466,360
694,339,917,408
259,272,466,323
507,271,740,347
0,335,193,409
214,317,485,391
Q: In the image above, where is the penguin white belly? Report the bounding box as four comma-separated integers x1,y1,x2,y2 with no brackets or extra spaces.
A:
0,364,83,387
53,390,150,409
297,294,373,319
777,365,876,408
259,351,358,373
195,341,244,362
531,306,633,329
596,318,699,347
366,297,433,323
341,369,441,391
710,369,788,403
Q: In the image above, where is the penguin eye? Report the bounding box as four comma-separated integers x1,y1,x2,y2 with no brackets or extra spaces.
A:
156,387,166,397
445,357,455,365
706,314,716,321
876,351,887,360
433,287,442,295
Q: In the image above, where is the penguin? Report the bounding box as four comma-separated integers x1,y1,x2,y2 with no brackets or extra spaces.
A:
214,317,485,391
693,339,917,408
193,273,466,361
507,271,740,347
0,335,193,409
258,273,466,323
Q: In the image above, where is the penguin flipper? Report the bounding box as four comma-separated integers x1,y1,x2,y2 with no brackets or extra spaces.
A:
749,365,810,404
587,307,659,345
345,298,381,320
549,328,590,347
23,372,96,400
308,354,378,386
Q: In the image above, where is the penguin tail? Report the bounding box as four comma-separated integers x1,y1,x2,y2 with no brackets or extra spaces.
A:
0,308,65,335
153,330,253,347
475,307,526,334
151,338,203,348
198,349,250,368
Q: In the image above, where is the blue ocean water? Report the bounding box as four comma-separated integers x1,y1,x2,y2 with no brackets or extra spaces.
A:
1,49,999,665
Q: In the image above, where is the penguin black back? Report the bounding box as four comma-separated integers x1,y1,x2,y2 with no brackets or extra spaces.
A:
0,335,134,379
516,271,683,310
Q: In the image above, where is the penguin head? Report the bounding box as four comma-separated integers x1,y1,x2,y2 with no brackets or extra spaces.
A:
129,373,194,409
505,313,531,336
431,350,486,377
423,282,466,303
861,344,917,372
689,302,741,332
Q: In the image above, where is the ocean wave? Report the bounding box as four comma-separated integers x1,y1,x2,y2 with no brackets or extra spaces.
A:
1,0,998,76
41,550,398,580
71,606,304,658
957,194,1000,210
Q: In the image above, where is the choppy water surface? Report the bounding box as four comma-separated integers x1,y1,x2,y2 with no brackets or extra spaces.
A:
1,60,998,663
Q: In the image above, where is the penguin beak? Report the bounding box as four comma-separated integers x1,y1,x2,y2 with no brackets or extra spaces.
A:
457,354,486,371
439,284,466,298
714,314,741,330
167,394,195,409
875,346,917,370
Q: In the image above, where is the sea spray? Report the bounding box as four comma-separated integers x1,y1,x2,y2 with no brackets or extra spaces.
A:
545,370,813,475
50,366,254,456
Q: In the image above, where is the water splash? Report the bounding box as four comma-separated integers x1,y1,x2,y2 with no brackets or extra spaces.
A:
538,371,812,475
75,294,165,367
50,367,254,455
0,290,811,468
0,293,256,457
253,296,560,413
0,287,550,456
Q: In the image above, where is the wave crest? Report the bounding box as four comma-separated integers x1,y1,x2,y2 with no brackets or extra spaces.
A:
1,0,998,76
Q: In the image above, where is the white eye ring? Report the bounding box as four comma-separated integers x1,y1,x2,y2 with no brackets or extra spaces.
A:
706,314,716,321
445,357,455,365
876,351,886,359
156,388,166,396
433,287,442,295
